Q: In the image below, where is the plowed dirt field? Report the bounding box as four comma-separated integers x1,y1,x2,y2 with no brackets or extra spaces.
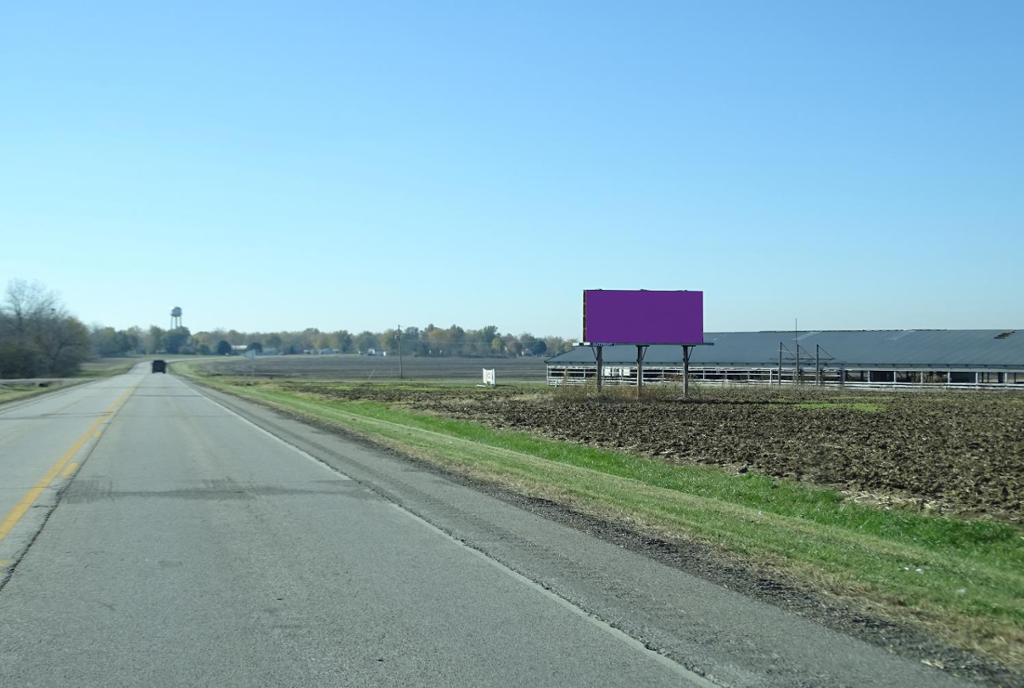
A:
291,382,1024,521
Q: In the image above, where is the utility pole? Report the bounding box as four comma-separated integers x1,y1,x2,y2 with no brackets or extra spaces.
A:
397,324,404,380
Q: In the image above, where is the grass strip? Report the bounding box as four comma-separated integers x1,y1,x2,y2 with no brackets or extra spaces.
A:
0,381,82,406
76,358,142,378
194,374,1024,667
0,385,46,405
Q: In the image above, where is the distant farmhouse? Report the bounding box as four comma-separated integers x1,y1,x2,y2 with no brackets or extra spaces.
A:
545,330,1024,389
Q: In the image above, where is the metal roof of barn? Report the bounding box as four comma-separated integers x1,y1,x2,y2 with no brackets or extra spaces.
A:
545,330,1024,370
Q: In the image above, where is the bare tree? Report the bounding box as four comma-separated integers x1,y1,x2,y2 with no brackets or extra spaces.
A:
0,280,89,377
1,280,57,338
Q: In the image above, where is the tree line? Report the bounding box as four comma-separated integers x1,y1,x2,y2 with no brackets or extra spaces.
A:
1,280,573,378
99,323,574,358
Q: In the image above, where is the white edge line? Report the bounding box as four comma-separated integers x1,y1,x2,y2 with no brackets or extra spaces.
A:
185,377,719,687
187,380,352,480
390,501,720,687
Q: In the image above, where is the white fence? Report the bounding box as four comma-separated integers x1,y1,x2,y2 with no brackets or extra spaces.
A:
546,364,1024,390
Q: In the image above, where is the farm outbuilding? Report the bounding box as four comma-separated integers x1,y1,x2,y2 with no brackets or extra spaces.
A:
545,330,1024,389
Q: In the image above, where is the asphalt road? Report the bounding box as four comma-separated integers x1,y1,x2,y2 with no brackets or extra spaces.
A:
0,365,980,687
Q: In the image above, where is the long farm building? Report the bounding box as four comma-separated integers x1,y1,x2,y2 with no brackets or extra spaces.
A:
545,330,1024,389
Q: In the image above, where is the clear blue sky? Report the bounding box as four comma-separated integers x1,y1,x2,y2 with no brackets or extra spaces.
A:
2,1,1021,336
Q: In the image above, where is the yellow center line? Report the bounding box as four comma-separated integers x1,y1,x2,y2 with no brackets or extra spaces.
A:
60,462,79,479
0,384,136,543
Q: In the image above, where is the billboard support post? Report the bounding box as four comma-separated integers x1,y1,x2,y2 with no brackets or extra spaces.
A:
636,345,648,399
594,345,604,391
682,345,692,398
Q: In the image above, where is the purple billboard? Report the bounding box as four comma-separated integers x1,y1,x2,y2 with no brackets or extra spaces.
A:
583,290,703,345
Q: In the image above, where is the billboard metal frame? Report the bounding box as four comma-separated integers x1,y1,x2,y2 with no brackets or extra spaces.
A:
581,289,712,398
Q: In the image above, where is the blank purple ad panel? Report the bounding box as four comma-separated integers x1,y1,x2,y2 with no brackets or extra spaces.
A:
583,290,703,345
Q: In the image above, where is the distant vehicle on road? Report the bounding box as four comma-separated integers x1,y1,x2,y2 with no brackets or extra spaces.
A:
151,360,167,374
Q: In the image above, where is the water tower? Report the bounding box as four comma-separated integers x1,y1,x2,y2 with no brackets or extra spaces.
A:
170,306,183,330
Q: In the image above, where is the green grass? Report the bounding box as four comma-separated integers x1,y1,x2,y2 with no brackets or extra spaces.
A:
190,373,1024,667
0,380,83,405
76,358,143,378
0,384,45,405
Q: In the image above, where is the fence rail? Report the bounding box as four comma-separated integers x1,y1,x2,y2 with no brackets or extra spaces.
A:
546,365,1024,390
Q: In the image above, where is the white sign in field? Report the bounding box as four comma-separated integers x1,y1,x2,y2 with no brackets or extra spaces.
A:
482,368,496,386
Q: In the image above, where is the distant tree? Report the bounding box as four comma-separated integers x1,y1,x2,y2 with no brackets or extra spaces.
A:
146,326,166,354
355,331,379,354
394,326,422,356
423,324,448,356
36,316,90,375
543,336,569,355
381,328,400,355
90,326,121,357
503,334,522,357
461,325,499,356
313,332,332,350
247,341,263,353
529,339,547,356
163,327,191,354
332,330,353,353
447,325,465,355
301,328,320,351
123,326,144,353
216,340,233,356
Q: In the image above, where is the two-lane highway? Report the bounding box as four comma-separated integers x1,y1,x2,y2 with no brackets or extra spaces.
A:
0,367,699,687
0,366,981,687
